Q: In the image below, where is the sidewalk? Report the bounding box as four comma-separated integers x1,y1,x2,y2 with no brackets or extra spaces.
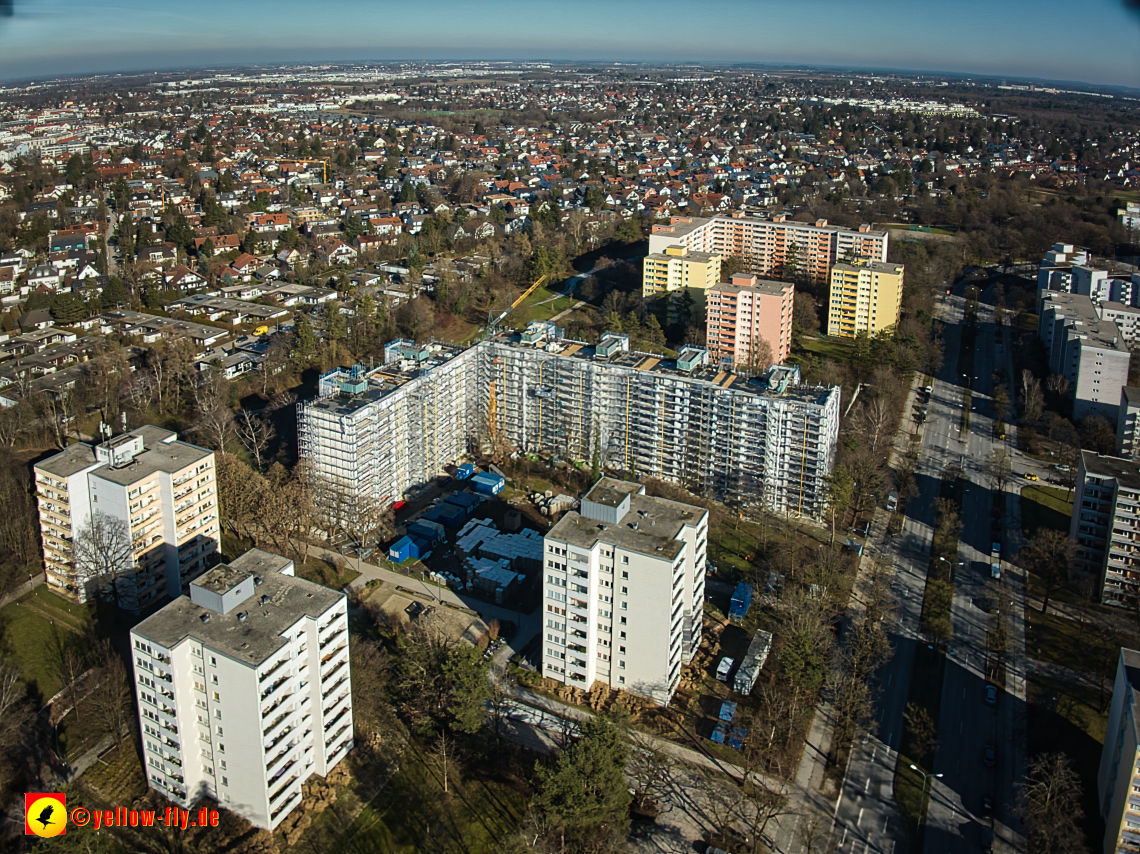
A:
0,573,45,609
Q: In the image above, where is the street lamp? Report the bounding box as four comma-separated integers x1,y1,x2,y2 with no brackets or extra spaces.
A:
909,765,944,829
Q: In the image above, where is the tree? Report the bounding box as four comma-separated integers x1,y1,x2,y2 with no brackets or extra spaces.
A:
532,714,631,854
235,410,275,471
903,702,939,765
46,623,88,723
0,662,32,800
986,446,1012,493
1019,753,1088,854
73,510,140,610
324,301,348,362
825,466,854,546
1022,528,1075,615
442,643,490,735
87,639,132,749
191,369,234,452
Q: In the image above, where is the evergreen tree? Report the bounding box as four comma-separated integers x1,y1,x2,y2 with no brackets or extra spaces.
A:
604,311,624,333
532,715,631,851
645,314,666,347
442,644,489,735
292,315,319,368
324,302,347,362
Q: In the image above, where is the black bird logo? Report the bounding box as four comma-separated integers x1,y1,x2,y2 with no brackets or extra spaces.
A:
34,804,55,830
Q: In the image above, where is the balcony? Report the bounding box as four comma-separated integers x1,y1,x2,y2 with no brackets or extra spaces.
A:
265,722,297,754
268,773,299,805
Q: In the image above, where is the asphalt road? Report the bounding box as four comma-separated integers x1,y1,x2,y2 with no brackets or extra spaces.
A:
921,285,1028,854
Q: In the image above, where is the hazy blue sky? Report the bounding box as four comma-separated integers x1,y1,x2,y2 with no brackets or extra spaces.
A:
0,0,1137,88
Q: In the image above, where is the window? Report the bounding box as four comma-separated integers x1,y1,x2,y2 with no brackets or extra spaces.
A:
218,743,224,753
622,556,629,565
619,646,626,653
216,726,223,735
619,676,626,684
621,571,629,579
213,691,220,701
210,656,217,667
620,631,627,639
620,617,627,625
621,586,628,595
211,675,218,685
222,776,229,787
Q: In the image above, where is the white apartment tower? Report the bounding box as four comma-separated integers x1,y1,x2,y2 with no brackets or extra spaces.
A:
34,426,219,610
542,478,708,705
130,549,352,830
1098,648,1140,854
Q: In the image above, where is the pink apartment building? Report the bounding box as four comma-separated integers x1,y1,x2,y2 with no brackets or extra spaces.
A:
706,273,794,370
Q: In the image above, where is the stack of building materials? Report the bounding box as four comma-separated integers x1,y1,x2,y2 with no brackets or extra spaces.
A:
477,527,544,571
456,518,498,553
733,629,773,696
728,582,753,624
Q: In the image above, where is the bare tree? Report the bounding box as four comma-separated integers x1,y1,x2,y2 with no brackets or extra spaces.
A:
191,368,234,452
432,729,453,794
987,446,1012,493
1022,529,1075,615
0,662,31,799
46,624,88,723
73,510,140,610
235,410,275,471
1018,753,1089,854
87,639,133,749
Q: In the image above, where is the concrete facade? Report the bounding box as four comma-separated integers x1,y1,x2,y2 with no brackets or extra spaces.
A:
541,478,707,704
648,214,887,287
34,426,219,609
641,243,722,302
1119,387,1140,459
826,259,905,338
130,549,352,830
1098,648,1140,854
1071,451,1140,610
706,273,794,368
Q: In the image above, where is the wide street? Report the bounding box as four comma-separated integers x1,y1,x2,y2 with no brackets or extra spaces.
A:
829,276,1032,854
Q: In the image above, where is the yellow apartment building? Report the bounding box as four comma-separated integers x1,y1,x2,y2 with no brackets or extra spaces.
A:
642,244,722,301
827,259,905,338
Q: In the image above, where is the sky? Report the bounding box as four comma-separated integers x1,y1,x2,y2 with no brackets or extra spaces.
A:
0,0,1138,89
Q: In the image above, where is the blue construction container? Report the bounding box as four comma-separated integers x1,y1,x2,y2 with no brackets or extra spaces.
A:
389,536,418,563
728,582,753,624
718,701,737,723
711,721,729,744
445,492,482,510
407,522,443,544
410,536,431,558
434,502,466,527
456,462,475,480
472,472,505,495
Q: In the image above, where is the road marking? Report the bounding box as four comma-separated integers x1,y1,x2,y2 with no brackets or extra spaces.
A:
857,807,864,828
883,814,889,831
864,777,871,794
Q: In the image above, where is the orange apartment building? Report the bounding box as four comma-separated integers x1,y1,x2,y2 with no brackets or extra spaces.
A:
706,273,795,370
648,213,888,287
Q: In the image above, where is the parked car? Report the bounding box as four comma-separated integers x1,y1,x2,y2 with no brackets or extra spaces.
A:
1023,472,1039,481
985,685,997,705
1054,464,1071,473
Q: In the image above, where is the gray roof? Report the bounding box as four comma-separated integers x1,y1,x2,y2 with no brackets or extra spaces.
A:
1082,450,1140,491
548,483,706,561
132,561,343,667
35,426,207,483
1123,386,1140,407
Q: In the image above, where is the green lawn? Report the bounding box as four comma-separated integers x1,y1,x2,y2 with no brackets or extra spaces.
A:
0,586,92,700
797,334,855,363
1020,484,1073,533
509,288,575,328
296,558,362,590
1026,607,1127,684
331,746,527,854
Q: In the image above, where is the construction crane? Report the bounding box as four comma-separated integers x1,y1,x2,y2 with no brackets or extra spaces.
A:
485,274,548,336
267,157,332,184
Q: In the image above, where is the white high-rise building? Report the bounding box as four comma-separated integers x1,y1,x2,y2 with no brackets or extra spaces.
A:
1098,648,1140,854
34,425,219,610
130,549,352,830
542,478,708,705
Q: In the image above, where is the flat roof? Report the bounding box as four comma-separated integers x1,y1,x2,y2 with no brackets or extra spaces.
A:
133,563,343,666
549,484,706,561
35,426,208,482
1083,450,1140,491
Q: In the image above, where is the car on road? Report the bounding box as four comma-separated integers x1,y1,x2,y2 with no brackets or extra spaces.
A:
1023,471,1039,481
983,744,996,767
991,541,1001,555
985,685,997,705
1054,464,1071,473
981,794,994,818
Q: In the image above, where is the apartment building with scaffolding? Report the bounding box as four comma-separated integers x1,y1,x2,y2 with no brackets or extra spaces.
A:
298,326,841,520
33,426,219,610
296,339,480,509
648,213,888,287
130,548,351,830
482,324,840,518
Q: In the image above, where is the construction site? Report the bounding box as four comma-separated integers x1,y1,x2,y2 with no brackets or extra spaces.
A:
297,323,841,520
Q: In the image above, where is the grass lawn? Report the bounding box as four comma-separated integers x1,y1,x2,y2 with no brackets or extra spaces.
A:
296,558,362,590
509,288,575,327
330,745,527,854
80,741,149,804
1026,606,1127,684
797,334,855,363
1020,484,1073,533
0,586,92,700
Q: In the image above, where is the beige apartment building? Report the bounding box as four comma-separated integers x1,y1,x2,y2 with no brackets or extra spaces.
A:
34,426,219,611
826,259,905,338
706,273,794,369
641,244,722,302
648,213,888,288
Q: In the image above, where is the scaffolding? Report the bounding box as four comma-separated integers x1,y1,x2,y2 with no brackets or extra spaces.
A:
299,333,841,520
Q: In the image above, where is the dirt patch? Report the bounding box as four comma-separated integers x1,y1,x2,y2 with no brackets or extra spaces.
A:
365,582,489,646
